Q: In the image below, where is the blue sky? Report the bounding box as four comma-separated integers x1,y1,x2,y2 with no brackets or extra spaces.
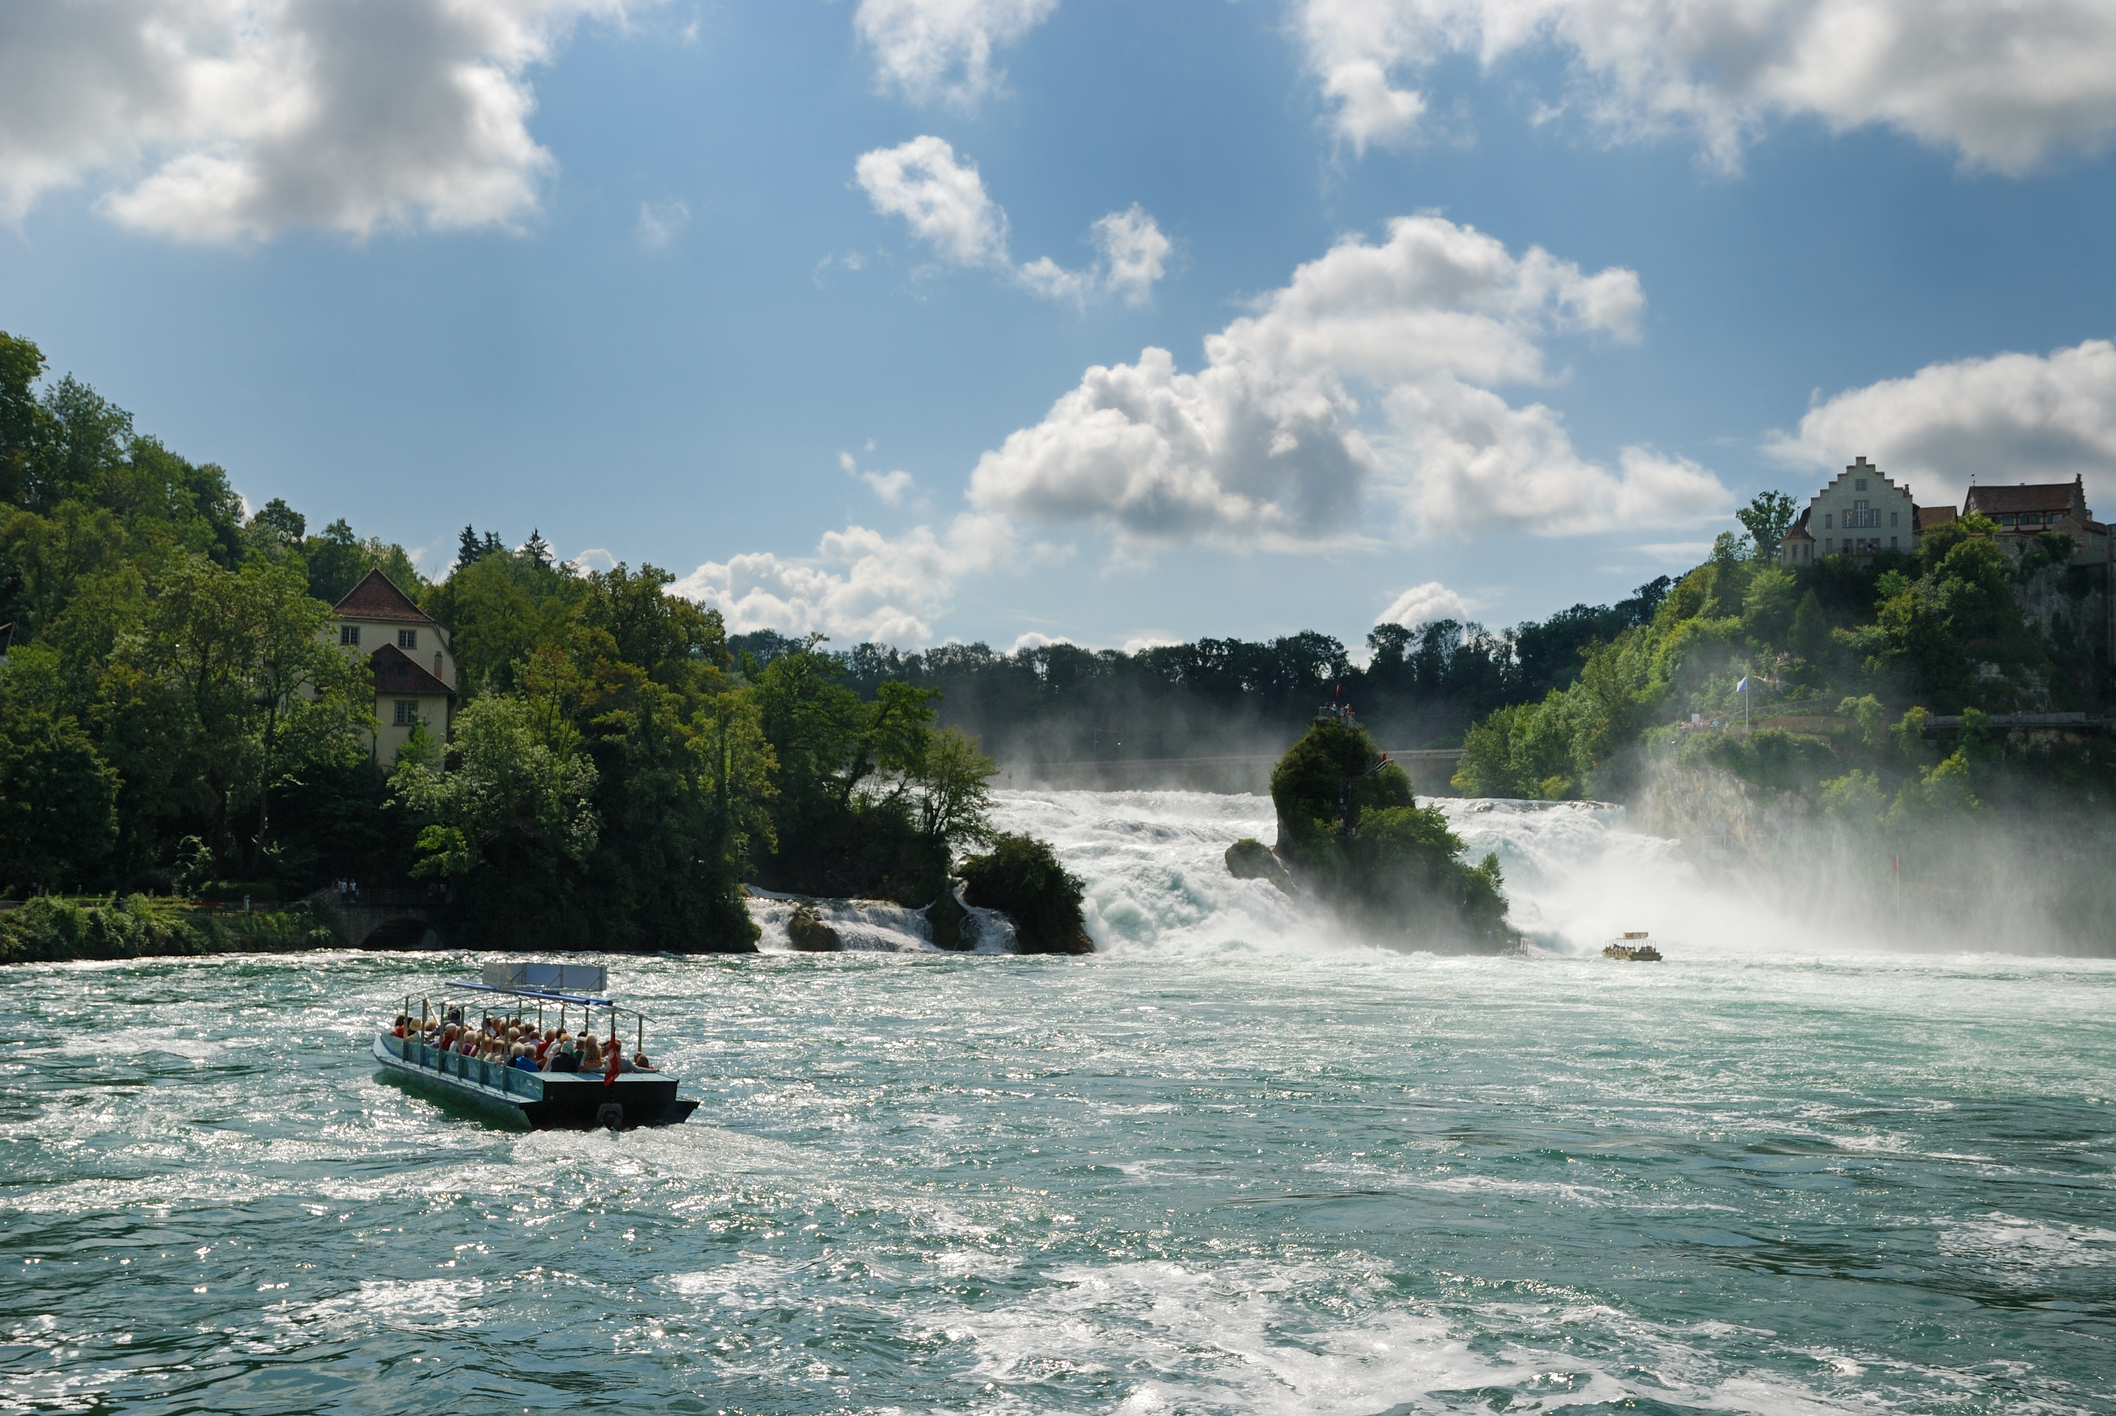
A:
4,0,2115,652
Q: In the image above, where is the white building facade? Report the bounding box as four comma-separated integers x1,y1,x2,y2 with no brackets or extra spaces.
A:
1779,456,1918,565
323,569,459,762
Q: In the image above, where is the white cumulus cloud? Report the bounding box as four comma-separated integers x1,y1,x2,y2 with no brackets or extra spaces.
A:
1298,0,2116,173
840,450,916,506
0,0,640,239
672,513,1019,646
968,214,1726,549
1377,580,1472,628
854,0,1060,108
1091,204,1173,306
854,136,1169,303
1766,339,2116,513
854,135,1010,267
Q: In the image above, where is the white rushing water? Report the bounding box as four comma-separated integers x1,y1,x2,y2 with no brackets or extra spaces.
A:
986,788,1796,959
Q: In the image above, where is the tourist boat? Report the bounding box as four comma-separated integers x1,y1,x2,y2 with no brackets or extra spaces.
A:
1602,932,1663,962
372,961,699,1130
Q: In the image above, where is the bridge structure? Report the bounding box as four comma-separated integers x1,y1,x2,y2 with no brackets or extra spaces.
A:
993,748,1466,796
309,886,449,950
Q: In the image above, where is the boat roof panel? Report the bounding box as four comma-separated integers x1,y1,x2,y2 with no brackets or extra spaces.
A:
449,980,614,1006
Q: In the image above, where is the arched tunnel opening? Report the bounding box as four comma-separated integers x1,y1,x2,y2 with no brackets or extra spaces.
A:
358,916,444,950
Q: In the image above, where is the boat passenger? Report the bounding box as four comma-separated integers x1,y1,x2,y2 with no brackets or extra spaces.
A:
632,1052,655,1072
548,1038,582,1073
579,1035,602,1071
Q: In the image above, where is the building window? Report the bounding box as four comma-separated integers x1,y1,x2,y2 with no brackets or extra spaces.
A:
1824,513,1833,529
340,624,360,646
1826,538,1833,553
1855,478,1867,491
393,700,419,727
1890,511,1898,526
398,628,418,650
1890,537,1898,550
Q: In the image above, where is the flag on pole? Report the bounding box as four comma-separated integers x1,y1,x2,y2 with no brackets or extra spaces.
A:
1736,676,1748,691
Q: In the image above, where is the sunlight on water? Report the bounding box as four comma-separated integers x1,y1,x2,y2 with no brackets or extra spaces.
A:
3,790,2112,1413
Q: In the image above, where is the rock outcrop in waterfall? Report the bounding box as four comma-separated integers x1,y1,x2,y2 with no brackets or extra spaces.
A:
1229,715,1512,951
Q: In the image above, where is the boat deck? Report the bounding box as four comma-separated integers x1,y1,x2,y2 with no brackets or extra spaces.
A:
373,1033,698,1130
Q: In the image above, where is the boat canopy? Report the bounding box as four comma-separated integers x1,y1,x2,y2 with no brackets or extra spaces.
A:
447,979,613,1006
485,960,607,994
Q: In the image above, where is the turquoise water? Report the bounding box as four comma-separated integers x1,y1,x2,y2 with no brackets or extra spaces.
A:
4,791,2113,1414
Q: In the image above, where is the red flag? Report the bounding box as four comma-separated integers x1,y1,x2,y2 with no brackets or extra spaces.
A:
603,1043,621,1086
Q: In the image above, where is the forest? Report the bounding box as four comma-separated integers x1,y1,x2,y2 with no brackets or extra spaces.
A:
0,331,1020,949
1449,512,2116,824
731,578,1674,764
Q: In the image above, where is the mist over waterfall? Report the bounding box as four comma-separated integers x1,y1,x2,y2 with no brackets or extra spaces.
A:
987,788,1737,958
989,785,2109,960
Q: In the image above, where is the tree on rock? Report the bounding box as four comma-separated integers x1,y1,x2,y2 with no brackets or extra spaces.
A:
960,834,1092,954
1267,716,1509,949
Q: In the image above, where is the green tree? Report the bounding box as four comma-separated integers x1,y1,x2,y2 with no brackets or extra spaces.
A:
959,834,1091,953
423,544,582,697
245,498,306,561
0,331,50,506
1277,717,1508,943
1789,589,1830,661
1741,566,1798,648
393,695,600,944
1818,769,1886,826
240,559,368,873
1735,490,1798,562
906,725,997,850
0,705,119,893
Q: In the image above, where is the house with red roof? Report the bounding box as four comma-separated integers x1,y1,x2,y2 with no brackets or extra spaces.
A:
325,569,458,761
1962,477,2110,565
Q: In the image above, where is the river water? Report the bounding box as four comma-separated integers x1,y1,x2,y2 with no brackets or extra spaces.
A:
4,790,2113,1414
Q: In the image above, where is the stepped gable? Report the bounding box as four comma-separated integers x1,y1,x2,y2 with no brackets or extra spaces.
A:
333,568,434,624
370,643,452,697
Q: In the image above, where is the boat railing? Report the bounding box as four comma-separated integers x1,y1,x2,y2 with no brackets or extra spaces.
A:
393,1035,544,1097
390,979,660,1069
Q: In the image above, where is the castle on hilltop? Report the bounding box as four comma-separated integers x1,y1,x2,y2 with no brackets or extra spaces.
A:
1776,456,2110,568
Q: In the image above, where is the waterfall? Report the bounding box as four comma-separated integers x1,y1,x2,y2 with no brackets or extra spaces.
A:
986,787,1796,958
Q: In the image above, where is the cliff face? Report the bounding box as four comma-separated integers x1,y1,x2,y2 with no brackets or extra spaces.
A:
1258,718,1511,950
2016,561,2112,686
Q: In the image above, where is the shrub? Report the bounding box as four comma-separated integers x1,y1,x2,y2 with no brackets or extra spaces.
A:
959,834,1091,954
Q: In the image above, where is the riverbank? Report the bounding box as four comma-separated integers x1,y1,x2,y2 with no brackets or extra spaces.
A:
0,896,342,966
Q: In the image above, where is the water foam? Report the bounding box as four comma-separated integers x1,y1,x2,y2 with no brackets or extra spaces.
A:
987,788,1767,959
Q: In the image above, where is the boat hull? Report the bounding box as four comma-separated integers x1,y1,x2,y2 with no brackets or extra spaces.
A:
372,1034,699,1130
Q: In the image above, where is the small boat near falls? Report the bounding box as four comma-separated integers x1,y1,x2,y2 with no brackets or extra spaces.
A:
1602,932,1663,962
372,961,698,1130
